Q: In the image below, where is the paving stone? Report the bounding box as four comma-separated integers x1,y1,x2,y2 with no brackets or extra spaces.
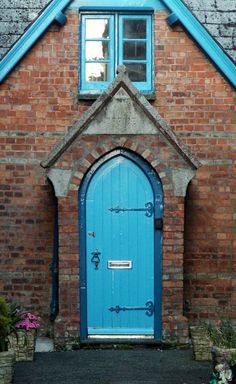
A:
14,348,212,384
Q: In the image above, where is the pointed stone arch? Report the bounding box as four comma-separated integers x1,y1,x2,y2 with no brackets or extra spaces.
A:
41,68,200,345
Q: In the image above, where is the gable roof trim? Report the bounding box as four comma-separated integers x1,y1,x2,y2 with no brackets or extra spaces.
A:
0,0,72,83
41,65,201,170
0,0,235,86
161,0,236,88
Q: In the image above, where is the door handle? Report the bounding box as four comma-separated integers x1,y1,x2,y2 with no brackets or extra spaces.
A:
91,249,101,270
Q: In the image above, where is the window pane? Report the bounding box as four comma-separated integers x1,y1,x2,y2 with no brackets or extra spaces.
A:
86,63,109,82
86,19,109,39
125,63,146,82
123,19,146,39
86,41,109,60
123,41,146,60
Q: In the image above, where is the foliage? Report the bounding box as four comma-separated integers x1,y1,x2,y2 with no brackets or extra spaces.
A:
0,297,14,352
209,371,219,384
0,297,25,351
207,320,236,349
205,321,236,384
228,353,236,367
209,364,232,384
71,337,81,351
0,296,41,352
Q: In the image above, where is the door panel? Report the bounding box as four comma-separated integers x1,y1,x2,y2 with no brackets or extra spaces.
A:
86,155,155,335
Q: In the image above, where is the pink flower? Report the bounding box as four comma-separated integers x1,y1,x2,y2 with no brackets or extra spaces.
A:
28,313,39,321
16,312,41,331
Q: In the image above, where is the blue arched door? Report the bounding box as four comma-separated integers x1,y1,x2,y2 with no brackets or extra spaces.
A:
79,150,163,340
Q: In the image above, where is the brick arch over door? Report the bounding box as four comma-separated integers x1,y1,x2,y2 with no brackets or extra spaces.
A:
47,141,191,344
68,141,174,196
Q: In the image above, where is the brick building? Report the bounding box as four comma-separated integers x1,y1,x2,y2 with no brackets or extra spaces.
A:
0,0,235,346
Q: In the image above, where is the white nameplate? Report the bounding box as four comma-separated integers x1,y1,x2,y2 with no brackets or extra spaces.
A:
107,261,132,269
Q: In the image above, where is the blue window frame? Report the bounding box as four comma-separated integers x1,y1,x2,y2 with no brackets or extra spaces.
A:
80,12,153,94
118,15,152,92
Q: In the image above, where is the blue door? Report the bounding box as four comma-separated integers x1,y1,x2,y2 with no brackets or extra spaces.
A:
80,150,163,339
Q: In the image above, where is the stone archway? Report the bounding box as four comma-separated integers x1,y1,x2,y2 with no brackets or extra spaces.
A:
42,68,200,346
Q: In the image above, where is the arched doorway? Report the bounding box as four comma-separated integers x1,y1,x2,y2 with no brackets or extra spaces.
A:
79,149,163,341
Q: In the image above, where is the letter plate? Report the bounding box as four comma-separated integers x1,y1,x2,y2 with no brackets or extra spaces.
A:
108,261,132,269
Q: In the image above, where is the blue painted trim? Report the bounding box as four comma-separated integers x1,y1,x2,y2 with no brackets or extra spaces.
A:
70,0,167,11
162,0,236,88
79,148,163,342
0,0,72,83
80,12,153,93
50,194,59,321
166,12,179,26
118,14,153,93
79,176,88,339
0,0,236,87
55,11,67,26
1,0,235,87
88,328,154,335
80,14,115,92
80,7,154,13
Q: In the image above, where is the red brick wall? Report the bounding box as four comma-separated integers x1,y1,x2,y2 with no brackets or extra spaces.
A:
184,166,236,321
0,10,235,340
0,11,80,328
152,14,236,322
0,162,54,328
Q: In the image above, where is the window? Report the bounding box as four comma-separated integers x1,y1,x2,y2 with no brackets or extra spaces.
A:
80,11,153,94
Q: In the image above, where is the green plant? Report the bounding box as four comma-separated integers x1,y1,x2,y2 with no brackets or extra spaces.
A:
228,353,236,367
71,337,81,351
207,320,236,349
0,297,12,352
209,364,232,384
0,297,23,352
9,302,21,331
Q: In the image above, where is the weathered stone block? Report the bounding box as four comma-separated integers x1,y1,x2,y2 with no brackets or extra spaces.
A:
190,326,213,361
0,351,15,384
8,330,36,362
